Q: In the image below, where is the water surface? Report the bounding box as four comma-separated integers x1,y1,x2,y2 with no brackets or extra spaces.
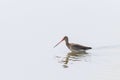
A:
0,0,120,80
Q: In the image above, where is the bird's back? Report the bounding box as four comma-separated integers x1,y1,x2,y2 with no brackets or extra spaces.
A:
69,43,92,52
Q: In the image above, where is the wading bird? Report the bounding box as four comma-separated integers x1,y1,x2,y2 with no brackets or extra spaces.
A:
54,36,92,53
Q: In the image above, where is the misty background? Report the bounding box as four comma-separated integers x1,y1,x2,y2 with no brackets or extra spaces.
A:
0,0,120,80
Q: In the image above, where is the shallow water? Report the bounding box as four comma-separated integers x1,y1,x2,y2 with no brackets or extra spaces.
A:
1,0,120,80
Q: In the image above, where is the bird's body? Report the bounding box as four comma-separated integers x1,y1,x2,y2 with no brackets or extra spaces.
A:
54,36,92,53
67,43,92,52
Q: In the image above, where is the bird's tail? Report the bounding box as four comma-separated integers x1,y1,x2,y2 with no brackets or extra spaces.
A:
86,47,92,50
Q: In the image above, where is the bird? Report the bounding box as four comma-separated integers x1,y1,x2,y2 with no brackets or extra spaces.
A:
54,36,92,53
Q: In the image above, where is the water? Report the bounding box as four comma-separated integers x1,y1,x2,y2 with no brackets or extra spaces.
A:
0,0,120,80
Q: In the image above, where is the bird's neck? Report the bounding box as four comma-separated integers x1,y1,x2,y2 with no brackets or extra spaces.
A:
65,38,69,47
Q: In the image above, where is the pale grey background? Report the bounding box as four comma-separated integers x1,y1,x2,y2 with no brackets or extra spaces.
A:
0,0,120,80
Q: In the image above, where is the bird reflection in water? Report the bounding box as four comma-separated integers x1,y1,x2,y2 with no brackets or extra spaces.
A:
56,51,91,68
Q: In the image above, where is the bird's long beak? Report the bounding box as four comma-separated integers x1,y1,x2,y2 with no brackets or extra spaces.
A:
53,39,64,48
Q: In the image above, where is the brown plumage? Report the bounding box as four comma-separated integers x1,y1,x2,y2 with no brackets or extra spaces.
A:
54,36,92,52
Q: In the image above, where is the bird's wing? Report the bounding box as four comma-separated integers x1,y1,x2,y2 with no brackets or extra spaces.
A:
70,43,91,50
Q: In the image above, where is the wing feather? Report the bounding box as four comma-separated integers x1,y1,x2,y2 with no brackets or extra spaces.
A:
70,43,92,50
